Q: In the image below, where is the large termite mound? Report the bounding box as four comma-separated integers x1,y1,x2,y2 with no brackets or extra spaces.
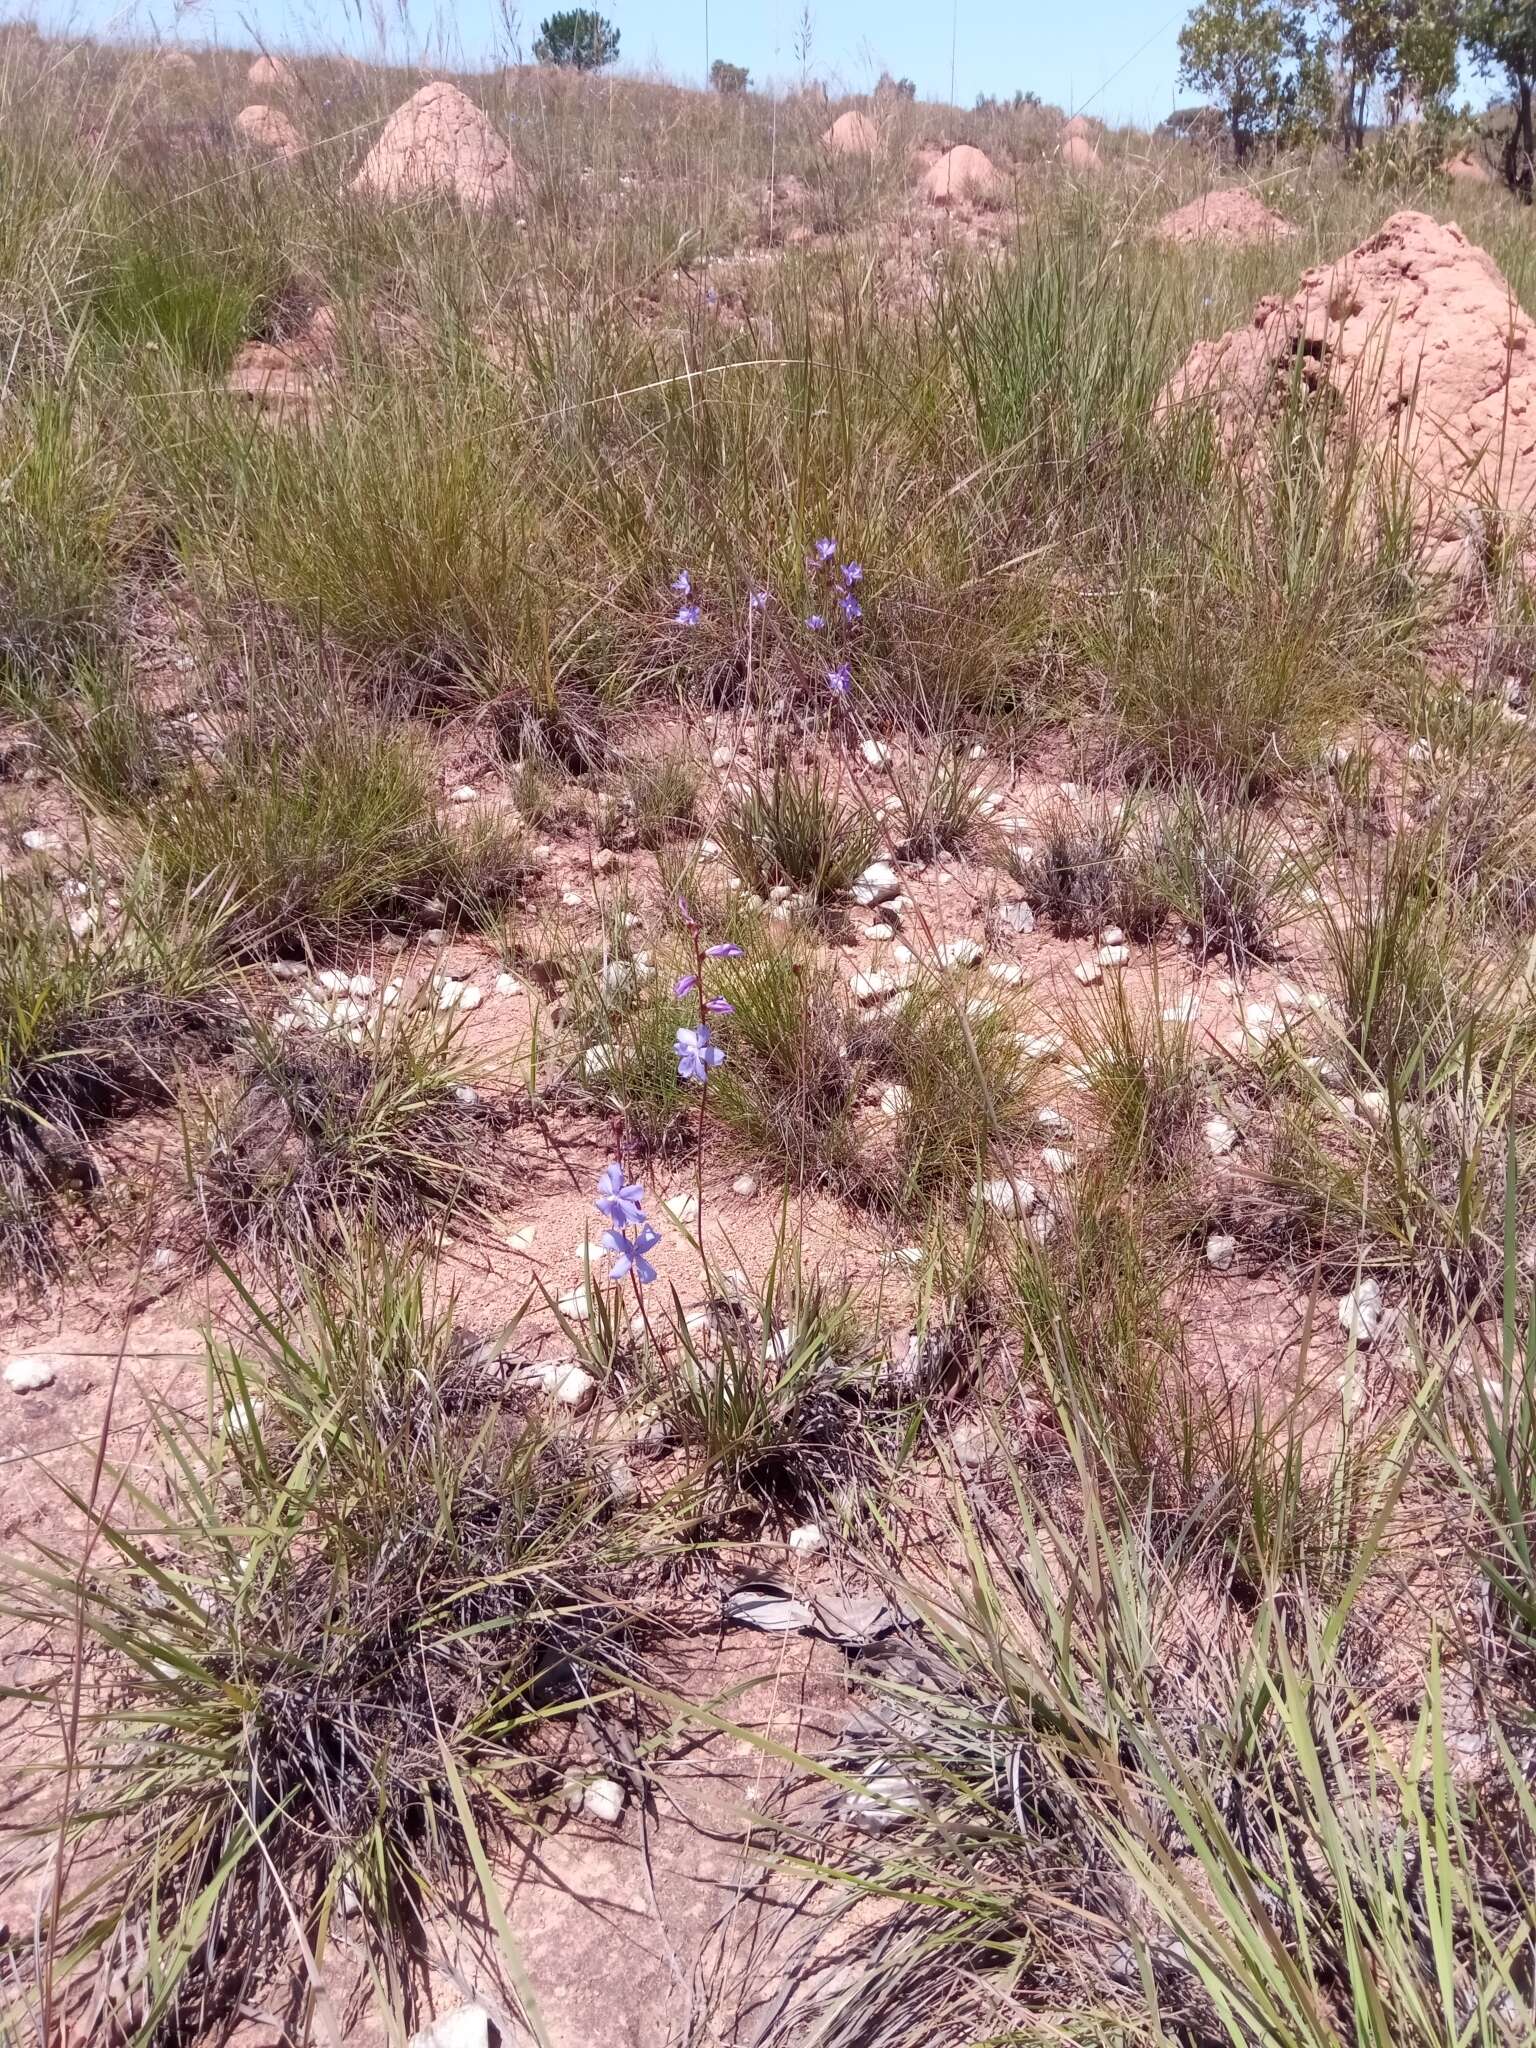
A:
1161,210,1536,566
822,109,877,156
350,81,525,207
919,143,1003,206
1153,186,1296,247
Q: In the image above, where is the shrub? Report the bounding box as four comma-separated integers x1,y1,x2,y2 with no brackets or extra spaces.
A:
136,684,526,956
716,761,877,903
5,1254,659,2034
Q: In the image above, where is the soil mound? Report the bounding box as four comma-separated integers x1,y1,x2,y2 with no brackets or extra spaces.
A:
1445,150,1491,185
350,82,525,208
246,53,295,91
919,143,1003,206
822,109,877,156
1153,187,1295,247
235,103,304,160
1062,112,1096,139
1162,210,1536,564
1060,133,1103,173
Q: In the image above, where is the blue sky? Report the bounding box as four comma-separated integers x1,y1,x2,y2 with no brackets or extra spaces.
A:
43,1,1192,124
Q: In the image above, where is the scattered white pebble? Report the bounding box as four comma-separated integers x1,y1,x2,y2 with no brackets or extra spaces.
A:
495,972,522,997
849,969,896,1005
557,1289,591,1320
986,962,1024,987
1202,1114,1239,1157
698,837,722,859
711,746,735,769
788,1523,824,1557
997,900,1035,933
1040,1146,1076,1175
1016,1031,1064,1059
938,937,983,970
270,959,308,981
68,908,98,939
1074,959,1103,986
4,1353,57,1393
561,890,585,908
877,1084,910,1117
20,828,62,853
852,861,901,907
662,1193,699,1224
1097,943,1130,969
1357,1090,1388,1129
1035,1107,1072,1135
583,1776,626,1823
1205,1234,1236,1272
974,1176,1036,1218
1162,993,1201,1024
861,922,894,942
1338,1277,1383,1347
507,1225,537,1252
860,739,892,769
449,785,478,803
1100,925,1125,946
731,1174,758,1197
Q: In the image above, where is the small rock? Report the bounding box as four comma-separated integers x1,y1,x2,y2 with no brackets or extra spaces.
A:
662,1192,699,1224
408,2004,493,2048
711,746,734,769
860,738,892,769
1163,993,1200,1023
698,838,722,859
997,900,1035,933
852,861,902,907
788,1523,824,1557
270,959,308,981
1205,1234,1236,1272
1339,1278,1383,1347
1097,942,1130,969
583,1044,615,1077
1073,959,1103,986
1202,1115,1239,1157
986,961,1024,986
20,828,62,853
495,972,521,996
950,1419,987,1473
506,1225,536,1252
1035,1106,1072,1135
1357,1090,1388,1130
1040,1146,1076,1175
1016,1031,1064,1059
1100,925,1125,946
876,1084,910,1117
448,784,478,803
861,923,894,942
849,969,896,1005
846,1773,924,1833
592,847,618,874
606,1457,640,1505
731,1174,758,1197
556,1291,592,1321
974,1176,1036,1218
583,1776,626,1823
68,908,98,939
5,1353,58,1393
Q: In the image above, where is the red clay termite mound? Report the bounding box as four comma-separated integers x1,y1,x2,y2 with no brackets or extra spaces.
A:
1153,186,1295,247
351,81,525,208
1161,210,1536,570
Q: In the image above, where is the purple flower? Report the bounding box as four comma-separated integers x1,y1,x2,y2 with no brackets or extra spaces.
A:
705,943,744,959
705,995,734,1015
603,1222,661,1285
671,569,692,596
813,537,837,563
595,1163,646,1231
839,593,863,623
673,972,699,998
805,613,826,633
841,561,863,585
675,1023,725,1083
826,663,852,697
674,604,702,627
749,588,769,612
677,894,698,930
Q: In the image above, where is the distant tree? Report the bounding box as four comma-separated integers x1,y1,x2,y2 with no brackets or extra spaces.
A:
1387,0,1460,122
710,58,749,92
875,70,916,100
1465,0,1536,198
1177,0,1313,159
533,8,620,68
1327,0,1461,147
